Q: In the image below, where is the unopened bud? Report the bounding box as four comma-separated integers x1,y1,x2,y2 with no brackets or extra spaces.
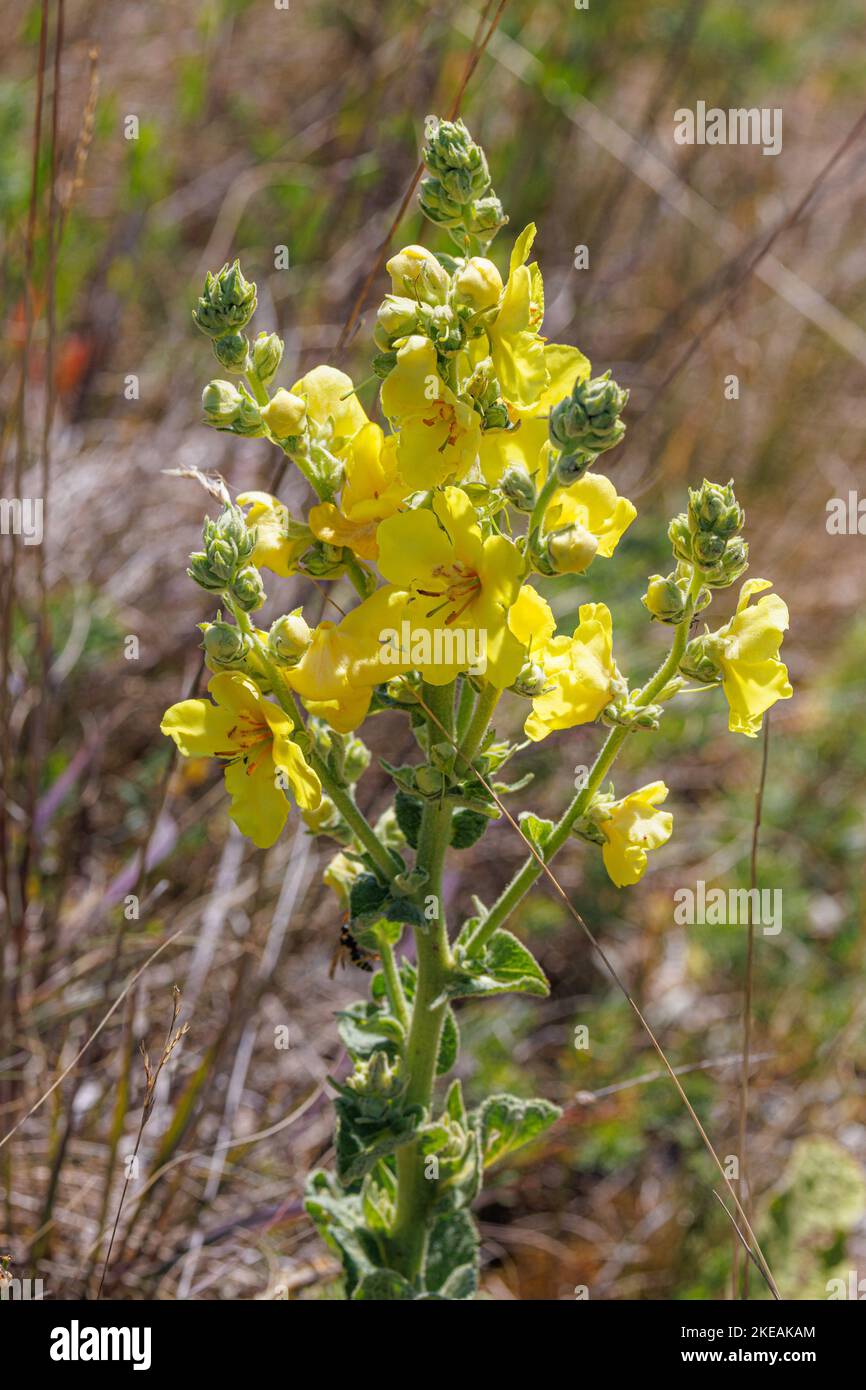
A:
500,463,536,513
212,332,250,373
549,370,628,457
261,388,307,439
231,565,266,613
680,633,723,684
268,609,311,665
546,522,599,575
251,331,284,386
422,117,491,204
193,259,257,338
374,295,421,349
201,621,248,669
512,659,548,699
642,573,689,624
386,246,450,305
688,479,743,539
454,257,503,310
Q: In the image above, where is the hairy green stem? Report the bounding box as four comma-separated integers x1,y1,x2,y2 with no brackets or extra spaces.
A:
389,682,456,1281
464,569,702,954
376,933,410,1032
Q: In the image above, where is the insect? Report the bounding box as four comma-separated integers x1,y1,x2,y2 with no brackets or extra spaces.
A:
329,918,378,978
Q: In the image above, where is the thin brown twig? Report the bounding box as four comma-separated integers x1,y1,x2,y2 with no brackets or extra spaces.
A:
732,714,771,1300
96,986,189,1298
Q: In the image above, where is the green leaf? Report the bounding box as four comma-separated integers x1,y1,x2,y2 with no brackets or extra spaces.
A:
444,930,550,1000
436,1005,459,1076
349,873,389,922
304,1171,383,1297
476,1093,561,1168
519,810,555,853
334,1095,423,1185
450,807,489,849
394,790,423,849
336,1001,404,1062
424,1207,479,1297
352,1268,417,1300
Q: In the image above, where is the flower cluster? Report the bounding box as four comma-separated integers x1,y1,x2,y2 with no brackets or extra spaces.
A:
162,117,793,1301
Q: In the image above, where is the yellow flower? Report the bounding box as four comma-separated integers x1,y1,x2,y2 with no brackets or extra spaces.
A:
286,586,408,732
543,471,637,563
487,224,547,410
595,781,673,888
715,579,793,737
381,336,480,490
236,491,310,577
160,673,321,848
376,486,525,688
508,587,621,740
308,422,405,561
290,364,369,448
479,341,591,486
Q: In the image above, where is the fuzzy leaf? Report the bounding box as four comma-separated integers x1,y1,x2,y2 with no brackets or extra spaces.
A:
424,1208,479,1296
450,807,490,849
476,1093,561,1168
444,929,549,1000
352,1268,417,1300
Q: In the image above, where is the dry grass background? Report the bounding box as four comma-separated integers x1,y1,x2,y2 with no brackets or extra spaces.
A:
2,0,866,1299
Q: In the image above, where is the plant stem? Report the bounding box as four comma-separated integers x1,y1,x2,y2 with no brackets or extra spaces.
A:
458,681,499,762
244,367,269,407
388,682,456,1281
464,570,703,954
376,933,410,1032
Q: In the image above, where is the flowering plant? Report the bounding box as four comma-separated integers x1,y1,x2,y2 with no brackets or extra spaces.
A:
163,118,792,1299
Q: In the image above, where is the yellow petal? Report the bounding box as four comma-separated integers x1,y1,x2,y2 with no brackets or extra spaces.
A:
291,364,368,442
223,751,289,848
160,698,237,758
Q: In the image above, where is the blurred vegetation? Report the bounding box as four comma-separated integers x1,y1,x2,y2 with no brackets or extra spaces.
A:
1,0,865,1300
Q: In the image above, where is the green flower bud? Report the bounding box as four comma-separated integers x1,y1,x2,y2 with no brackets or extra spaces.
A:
202,378,243,427
343,734,371,784
422,117,491,204
231,565,266,612
418,176,466,229
555,450,595,487
546,521,599,575
668,513,694,565
464,194,507,241
261,388,307,439
187,551,227,594
549,370,628,457
202,506,256,584
680,633,723,684
705,535,749,588
374,294,421,349
251,331,284,386
268,608,311,665
424,303,463,352
688,478,744,539
211,332,250,374
299,541,346,579
642,573,689,624
602,700,663,731
500,462,536,512
512,659,548,699
193,259,257,338
201,620,248,669
201,379,264,436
